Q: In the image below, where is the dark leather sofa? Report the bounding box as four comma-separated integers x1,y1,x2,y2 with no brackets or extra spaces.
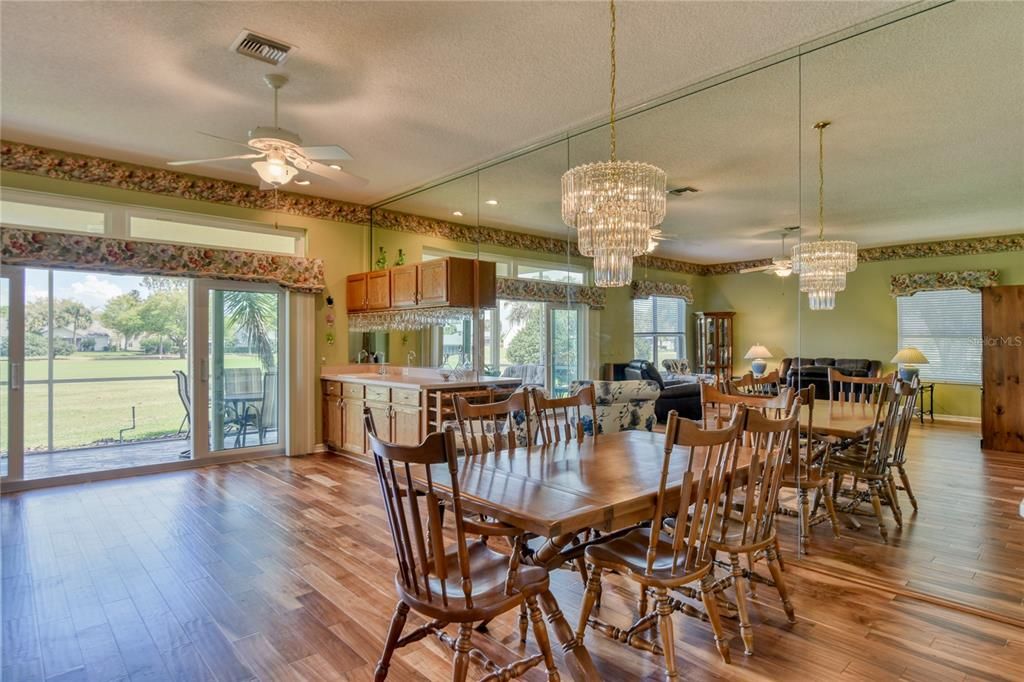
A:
624,359,701,422
780,357,883,397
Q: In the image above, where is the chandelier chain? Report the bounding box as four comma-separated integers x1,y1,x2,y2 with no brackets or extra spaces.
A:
817,122,824,241
609,0,617,161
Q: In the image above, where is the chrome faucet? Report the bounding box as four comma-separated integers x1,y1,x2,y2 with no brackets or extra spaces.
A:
407,350,416,366
357,349,369,364
376,353,387,375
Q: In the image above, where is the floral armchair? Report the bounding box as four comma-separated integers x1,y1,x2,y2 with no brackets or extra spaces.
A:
568,380,659,436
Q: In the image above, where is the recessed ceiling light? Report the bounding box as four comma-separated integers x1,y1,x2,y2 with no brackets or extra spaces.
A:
295,180,310,185
329,164,342,170
485,199,499,205
452,211,464,217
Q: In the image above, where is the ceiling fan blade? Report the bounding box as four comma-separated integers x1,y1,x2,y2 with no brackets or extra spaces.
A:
299,144,353,161
167,153,264,166
740,265,774,274
197,131,257,150
304,160,369,187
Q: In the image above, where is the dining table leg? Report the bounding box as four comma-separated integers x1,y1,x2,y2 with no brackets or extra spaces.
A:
537,589,599,681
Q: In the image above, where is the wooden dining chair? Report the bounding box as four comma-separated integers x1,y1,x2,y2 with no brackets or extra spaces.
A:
730,370,781,397
577,408,745,673
777,384,841,553
701,382,791,428
530,384,597,445
453,391,532,456
827,368,895,405
889,378,921,512
703,401,801,657
822,382,907,542
364,412,562,682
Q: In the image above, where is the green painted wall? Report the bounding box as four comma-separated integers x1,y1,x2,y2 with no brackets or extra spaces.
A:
704,251,1024,419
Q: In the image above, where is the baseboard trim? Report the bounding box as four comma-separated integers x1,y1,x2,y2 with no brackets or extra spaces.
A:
932,414,981,424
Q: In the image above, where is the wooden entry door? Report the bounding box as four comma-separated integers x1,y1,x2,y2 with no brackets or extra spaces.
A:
982,285,1024,453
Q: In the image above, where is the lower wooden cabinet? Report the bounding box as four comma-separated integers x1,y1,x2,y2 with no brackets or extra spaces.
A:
392,405,423,446
366,401,391,444
342,398,366,454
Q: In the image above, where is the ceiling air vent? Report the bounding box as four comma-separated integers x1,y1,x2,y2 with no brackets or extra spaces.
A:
230,29,294,66
668,186,699,196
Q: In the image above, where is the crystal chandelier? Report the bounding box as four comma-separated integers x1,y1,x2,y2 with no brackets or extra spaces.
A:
791,121,858,310
561,0,666,288
348,307,474,333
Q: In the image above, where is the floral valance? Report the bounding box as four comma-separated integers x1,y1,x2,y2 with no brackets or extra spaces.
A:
0,227,325,293
496,277,606,309
889,269,998,297
630,280,695,304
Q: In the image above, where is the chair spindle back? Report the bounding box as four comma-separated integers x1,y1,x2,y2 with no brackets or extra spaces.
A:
730,370,781,397
530,384,597,445
702,382,792,427
453,391,531,456
365,410,475,610
718,401,801,548
827,368,895,405
889,379,920,468
647,408,744,577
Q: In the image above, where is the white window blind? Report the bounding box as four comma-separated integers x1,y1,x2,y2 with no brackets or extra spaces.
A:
897,289,981,384
633,296,686,364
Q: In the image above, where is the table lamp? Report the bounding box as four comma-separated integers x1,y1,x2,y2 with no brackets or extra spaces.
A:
891,347,928,382
744,344,773,377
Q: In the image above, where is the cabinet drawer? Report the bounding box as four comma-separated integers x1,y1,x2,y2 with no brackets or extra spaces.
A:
365,385,390,402
322,380,341,396
343,383,364,399
392,388,421,406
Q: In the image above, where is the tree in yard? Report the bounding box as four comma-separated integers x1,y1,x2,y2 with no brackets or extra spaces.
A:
141,276,187,293
139,290,187,357
26,299,49,334
505,305,544,366
100,291,145,350
224,291,277,371
60,301,92,347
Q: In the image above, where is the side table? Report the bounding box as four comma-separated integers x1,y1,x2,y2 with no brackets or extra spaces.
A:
917,383,935,424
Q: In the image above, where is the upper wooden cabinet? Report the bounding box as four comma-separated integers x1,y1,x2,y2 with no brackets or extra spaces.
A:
346,257,496,314
346,273,368,312
418,260,449,306
366,271,391,310
390,264,419,308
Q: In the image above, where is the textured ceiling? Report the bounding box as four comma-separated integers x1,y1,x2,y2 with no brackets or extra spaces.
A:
2,0,905,207
383,1,1024,263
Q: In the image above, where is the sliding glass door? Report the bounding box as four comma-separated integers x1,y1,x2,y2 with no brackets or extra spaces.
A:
192,281,284,456
1,267,25,480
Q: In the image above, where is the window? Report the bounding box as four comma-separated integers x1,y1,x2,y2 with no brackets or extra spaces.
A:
516,264,585,284
897,289,981,384
633,296,686,366
1,189,305,256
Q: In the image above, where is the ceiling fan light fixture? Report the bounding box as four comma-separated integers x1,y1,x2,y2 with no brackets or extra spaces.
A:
251,152,297,186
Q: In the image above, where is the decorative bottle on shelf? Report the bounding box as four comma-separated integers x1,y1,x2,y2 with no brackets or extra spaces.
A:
375,246,388,270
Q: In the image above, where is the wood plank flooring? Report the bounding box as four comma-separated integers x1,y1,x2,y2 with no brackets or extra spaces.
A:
2,422,1022,681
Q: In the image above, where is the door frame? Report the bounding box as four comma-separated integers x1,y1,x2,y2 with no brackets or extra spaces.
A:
190,279,287,460
2,266,26,481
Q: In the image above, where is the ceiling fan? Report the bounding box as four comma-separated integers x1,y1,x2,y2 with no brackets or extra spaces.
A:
167,74,367,190
740,227,800,276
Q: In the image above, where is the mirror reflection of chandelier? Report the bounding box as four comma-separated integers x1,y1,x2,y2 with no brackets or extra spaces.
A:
561,0,666,288
791,121,858,310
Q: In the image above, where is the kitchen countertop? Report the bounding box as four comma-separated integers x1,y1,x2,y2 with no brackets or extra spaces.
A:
320,371,522,391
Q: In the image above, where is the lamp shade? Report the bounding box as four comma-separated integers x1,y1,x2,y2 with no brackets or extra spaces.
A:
891,347,928,364
744,345,773,360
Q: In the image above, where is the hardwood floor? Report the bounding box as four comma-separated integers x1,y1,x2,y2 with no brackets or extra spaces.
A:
2,422,1022,681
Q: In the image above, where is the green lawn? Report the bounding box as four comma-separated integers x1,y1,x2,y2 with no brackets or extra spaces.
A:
1,352,263,451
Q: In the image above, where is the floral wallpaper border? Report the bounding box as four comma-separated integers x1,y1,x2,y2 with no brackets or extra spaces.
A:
889,269,998,297
496,277,606,309
630,279,695,303
3,141,1022,277
1,227,325,293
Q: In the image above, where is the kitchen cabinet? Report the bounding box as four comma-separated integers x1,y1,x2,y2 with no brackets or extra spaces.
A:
321,380,343,450
391,405,423,446
346,273,368,312
344,257,496,315
390,264,419,308
366,270,391,310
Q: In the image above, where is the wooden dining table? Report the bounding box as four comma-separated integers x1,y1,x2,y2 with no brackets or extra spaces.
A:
800,399,878,439
412,429,753,681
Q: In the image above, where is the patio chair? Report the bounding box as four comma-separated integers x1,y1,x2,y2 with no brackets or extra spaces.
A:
240,371,278,446
172,370,191,457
